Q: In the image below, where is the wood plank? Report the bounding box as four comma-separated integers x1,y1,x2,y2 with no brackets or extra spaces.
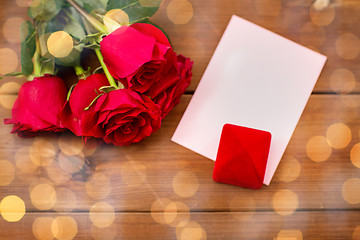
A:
1,94,360,212
1,0,360,92
0,211,359,239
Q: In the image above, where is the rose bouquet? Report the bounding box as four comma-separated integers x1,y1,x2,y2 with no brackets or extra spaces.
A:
4,0,193,146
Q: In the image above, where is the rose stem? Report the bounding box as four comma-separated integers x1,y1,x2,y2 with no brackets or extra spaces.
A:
80,17,120,89
94,49,118,88
74,65,87,79
66,0,107,34
33,43,41,77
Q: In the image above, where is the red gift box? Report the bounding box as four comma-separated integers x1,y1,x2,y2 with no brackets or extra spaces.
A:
213,124,272,189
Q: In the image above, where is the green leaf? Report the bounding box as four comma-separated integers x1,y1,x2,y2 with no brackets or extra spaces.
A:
76,0,108,12
20,21,36,76
107,0,161,23
28,0,64,21
64,20,86,40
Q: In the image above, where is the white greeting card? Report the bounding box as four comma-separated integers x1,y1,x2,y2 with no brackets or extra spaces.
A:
171,15,327,185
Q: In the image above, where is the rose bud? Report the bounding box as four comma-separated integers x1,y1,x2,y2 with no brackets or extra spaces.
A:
100,23,181,97
80,89,161,146
153,54,193,118
4,75,67,137
59,73,109,136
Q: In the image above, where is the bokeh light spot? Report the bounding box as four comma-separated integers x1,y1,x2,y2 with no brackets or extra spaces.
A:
3,17,24,43
167,0,193,25
329,68,356,94
30,183,57,210
86,173,112,200
0,48,18,75
32,217,54,240
272,189,299,216
229,193,256,221
51,216,78,240
310,3,335,26
325,123,352,149
58,134,84,156
0,195,26,222
89,201,116,228
335,33,360,60
342,178,360,204
306,136,332,162
172,171,199,198
47,31,74,58
276,156,301,182
104,9,130,33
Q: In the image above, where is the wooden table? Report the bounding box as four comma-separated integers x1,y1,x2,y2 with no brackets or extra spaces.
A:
1,0,360,239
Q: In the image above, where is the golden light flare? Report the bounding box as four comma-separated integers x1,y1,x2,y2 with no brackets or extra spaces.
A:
275,156,301,182
325,123,352,149
342,178,360,204
58,134,84,156
172,171,199,198
276,229,303,240
0,81,21,94
0,195,26,222
0,160,15,186
229,193,256,221
272,189,299,216
89,201,116,228
255,0,282,16
91,224,117,240
103,9,130,33
335,33,360,60
306,136,332,162
30,183,57,210
86,173,112,200
30,138,56,166
3,17,24,43
32,217,54,240
58,152,85,174
120,161,147,187
53,188,77,212
350,143,360,168
176,220,207,240
166,0,194,25
0,48,18,75
51,216,78,240
309,3,335,26
329,68,356,94
299,22,326,48
46,161,71,185
0,95,17,110
47,31,74,58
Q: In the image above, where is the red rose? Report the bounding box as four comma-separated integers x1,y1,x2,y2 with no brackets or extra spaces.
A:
100,23,180,97
80,89,161,146
60,73,109,136
4,75,67,137
153,55,193,118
